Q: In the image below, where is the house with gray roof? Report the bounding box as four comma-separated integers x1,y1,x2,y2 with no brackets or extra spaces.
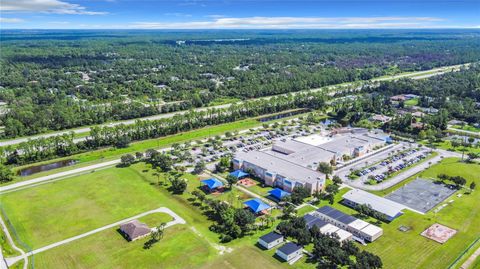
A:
119,220,151,241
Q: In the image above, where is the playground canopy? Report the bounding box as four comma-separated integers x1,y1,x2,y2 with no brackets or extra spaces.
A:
229,169,249,179
201,178,224,190
243,198,271,214
268,188,291,200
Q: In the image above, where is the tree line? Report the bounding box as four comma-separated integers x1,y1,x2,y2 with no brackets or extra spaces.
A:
1,93,327,166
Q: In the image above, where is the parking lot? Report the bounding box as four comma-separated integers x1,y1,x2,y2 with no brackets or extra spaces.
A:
357,148,431,184
168,118,330,171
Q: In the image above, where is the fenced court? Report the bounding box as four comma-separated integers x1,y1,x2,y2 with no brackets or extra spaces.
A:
386,178,456,213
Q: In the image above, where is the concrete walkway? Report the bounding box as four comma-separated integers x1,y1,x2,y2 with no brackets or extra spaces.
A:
204,171,275,206
0,215,27,269
5,207,185,267
448,127,480,137
460,246,480,269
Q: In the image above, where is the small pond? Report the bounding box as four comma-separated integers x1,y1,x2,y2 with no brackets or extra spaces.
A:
18,159,78,177
258,109,309,122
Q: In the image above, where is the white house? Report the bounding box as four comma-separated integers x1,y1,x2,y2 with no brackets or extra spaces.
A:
258,232,284,249
276,242,303,263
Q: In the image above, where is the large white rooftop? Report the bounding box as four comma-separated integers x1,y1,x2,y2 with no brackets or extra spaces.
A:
335,229,353,242
343,189,405,219
347,219,370,231
361,224,384,237
294,134,332,146
235,150,325,184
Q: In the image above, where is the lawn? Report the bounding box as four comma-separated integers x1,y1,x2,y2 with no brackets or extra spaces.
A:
33,225,216,269
1,165,180,248
426,140,480,155
452,125,480,133
404,98,419,106
6,110,314,186
2,162,314,269
361,158,480,269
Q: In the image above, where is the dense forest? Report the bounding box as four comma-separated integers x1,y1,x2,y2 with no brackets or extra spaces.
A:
329,65,480,138
1,30,480,137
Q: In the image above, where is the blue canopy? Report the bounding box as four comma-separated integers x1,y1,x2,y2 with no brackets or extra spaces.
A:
268,188,291,200
201,178,224,190
243,198,271,214
229,170,249,179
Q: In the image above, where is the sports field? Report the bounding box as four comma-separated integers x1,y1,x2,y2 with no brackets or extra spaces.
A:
361,158,480,269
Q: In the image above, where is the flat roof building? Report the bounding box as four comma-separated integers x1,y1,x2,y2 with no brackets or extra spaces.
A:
276,242,303,264
258,232,284,249
304,214,353,243
234,129,389,194
311,206,383,242
234,150,326,194
342,189,404,221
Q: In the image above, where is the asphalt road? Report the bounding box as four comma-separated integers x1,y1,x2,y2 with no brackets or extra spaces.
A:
0,159,121,193
0,63,470,147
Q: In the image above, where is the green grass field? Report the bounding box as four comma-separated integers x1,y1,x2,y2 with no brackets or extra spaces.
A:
452,125,480,133
1,165,180,248
361,158,480,269
423,140,480,156
4,155,478,269
1,162,316,269
404,98,419,106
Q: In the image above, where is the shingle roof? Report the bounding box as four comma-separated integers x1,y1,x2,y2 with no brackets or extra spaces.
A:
259,232,283,243
120,220,151,240
277,242,302,255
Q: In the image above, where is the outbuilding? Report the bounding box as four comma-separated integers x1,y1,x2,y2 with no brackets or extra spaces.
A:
275,242,303,263
119,220,151,241
258,232,284,249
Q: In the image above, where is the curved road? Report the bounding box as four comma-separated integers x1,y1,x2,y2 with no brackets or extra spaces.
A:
0,63,470,147
5,207,186,267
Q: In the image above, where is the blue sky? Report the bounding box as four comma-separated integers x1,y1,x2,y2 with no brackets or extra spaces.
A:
1,0,479,29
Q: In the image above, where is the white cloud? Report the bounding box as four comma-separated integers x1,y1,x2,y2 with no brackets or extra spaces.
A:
131,16,447,29
0,17,25,23
1,0,107,15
